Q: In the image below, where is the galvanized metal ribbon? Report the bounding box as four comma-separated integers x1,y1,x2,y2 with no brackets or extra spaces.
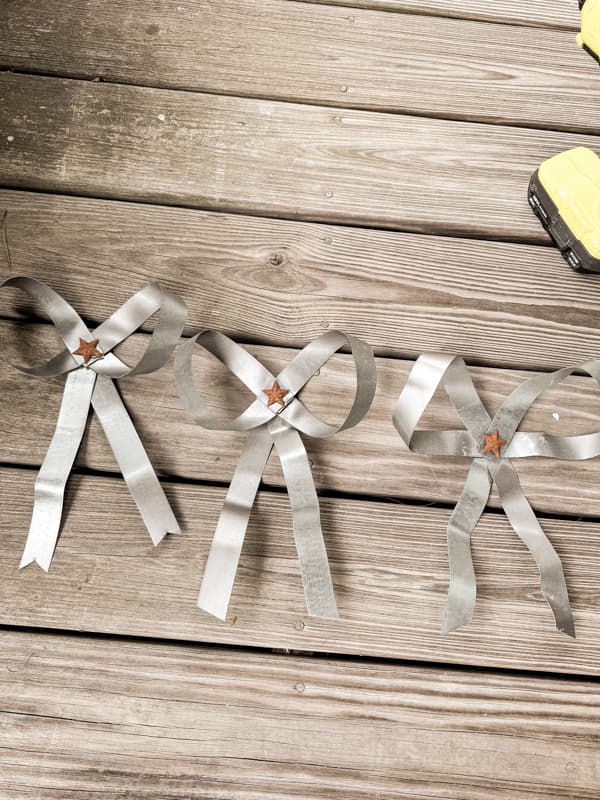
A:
394,354,600,638
3,276,187,570
175,329,377,620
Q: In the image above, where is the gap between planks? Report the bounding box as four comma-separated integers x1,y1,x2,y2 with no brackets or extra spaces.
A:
1,189,599,375
2,191,600,520
0,0,591,132
4,320,600,519
1,628,599,799
295,0,580,29
1,4,593,798
2,465,600,675
2,73,600,244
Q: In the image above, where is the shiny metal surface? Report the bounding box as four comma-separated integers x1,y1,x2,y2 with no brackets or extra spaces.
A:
393,354,600,638
4,277,186,570
175,329,377,621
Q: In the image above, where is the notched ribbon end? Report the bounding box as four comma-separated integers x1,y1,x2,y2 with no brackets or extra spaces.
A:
148,521,182,547
19,552,51,572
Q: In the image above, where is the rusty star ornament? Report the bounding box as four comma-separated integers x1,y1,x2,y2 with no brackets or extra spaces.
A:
263,380,289,408
73,337,102,364
482,429,507,458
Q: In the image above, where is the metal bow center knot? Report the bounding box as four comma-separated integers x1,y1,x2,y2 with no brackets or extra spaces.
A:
175,328,377,621
481,429,506,458
3,276,187,571
263,380,289,409
73,337,103,365
394,353,600,639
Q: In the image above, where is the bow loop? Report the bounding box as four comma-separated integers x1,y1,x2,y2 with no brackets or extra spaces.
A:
176,329,377,438
175,331,276,432
4,277,186,380
4,276,94,377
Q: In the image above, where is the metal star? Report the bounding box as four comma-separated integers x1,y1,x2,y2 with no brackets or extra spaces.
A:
482,429,507,458
73,337,102,364
263,381,289,408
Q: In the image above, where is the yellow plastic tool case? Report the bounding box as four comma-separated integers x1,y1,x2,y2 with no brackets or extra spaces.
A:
578,0,600,65
528,147,600,273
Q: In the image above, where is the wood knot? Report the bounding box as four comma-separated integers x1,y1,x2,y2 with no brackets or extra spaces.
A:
269,253,285,267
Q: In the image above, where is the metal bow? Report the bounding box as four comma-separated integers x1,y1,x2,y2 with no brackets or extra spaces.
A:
3,276,187,570
175,329,377,621
394,353,600,639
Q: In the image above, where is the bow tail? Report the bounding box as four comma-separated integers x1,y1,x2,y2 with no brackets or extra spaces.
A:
21,368,96,571
443,458,492,634
270,418,338,619
492,460,575,638
91,375,180,545
198,426,274,620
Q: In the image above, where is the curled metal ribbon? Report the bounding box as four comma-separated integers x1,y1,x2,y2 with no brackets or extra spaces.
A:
3,276,187,570
394,354,600,639
175,329,377,621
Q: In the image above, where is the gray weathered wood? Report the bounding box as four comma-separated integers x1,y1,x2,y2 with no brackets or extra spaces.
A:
2,467,600,674
1,629,599,798
0,1,594,132
303,0,579,29
3,190,600,373
4,320,600,519
2,0,598,783
1,74,599,243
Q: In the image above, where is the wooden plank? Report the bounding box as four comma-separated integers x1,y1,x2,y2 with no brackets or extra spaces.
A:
0,1,593,132
4,189,600,374
304,0,579,30
1,630,599,799
4,319,600,519
2,193,600,518
2,466,600,674
1,74,599,243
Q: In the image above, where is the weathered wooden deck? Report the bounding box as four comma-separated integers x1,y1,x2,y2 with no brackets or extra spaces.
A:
1,1,600,797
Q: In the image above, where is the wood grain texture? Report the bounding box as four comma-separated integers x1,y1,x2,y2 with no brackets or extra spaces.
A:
4,319,600,519
0,1,595,132
2,466,600,673
1,0,597,781
1,74,600,243
302,0,580,29
1,629,600,799
4,190,600,373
